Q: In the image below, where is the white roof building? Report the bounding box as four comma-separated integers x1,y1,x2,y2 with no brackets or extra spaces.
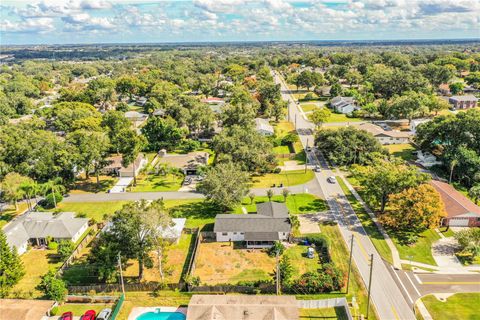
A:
254,118,274,136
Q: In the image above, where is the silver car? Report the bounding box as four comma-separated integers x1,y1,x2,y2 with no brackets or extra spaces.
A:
97,308,112,320
327,176,337,184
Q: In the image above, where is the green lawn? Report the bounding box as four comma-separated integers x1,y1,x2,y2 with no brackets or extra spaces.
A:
56,303,114,316
131,173,183,192
284,244,320,278
233,194,328,215
384,144,416,161
300,307,349,320
166,199,219,229
56,201,130,222
301,103,320,113
11,249,63,298
273,145,291,154
251,170,315,188
337,177,393,265
422,293,480,320
390,229,440,266
326,113,363,123
0,202,29,228
273,121,305,164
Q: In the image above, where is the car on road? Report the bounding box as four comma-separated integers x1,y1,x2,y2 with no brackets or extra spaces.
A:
60,312,73,320
97,308,112,320
327,176,337,184
81,310,96,320
314,165,321,172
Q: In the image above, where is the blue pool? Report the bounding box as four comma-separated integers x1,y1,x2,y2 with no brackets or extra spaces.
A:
136,311,186,320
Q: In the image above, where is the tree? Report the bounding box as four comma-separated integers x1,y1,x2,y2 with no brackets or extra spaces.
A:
0,231,25,297
116,76,143,99
117,130,145,185
1,172,32,210
249,192,255,204
49,102,101,132
309,108,331,128
352,159,430,212
469,185,480,205
465,72,480,88
38,270,67,301
449,82,464,95
282,188,290,202
278,255,294,286
268,241,285,257
387,91,430,123
220,103,258,128
57,240,75,260
315,127,386,166
381,184,446,232
267,189,274,201
141,116,186,151
345,70,362,87
454,228,480,263
197,162,250,211
101,110,132,153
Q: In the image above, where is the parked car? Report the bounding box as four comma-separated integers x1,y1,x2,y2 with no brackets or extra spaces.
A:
327,176,337,184
314,165,321,172
183,177,192,186
97,308,112,320
307,247,315,259
60,312,73,320
81,310,96,320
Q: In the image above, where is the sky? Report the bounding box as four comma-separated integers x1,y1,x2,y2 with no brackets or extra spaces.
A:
1,0,479,45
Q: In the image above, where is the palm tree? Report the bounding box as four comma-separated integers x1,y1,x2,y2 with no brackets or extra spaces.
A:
20,180,39,211
40,178,65,209
282,188,290,203
248,192,255,204
266,189,274,201
469,185,480,205
449,159,458,184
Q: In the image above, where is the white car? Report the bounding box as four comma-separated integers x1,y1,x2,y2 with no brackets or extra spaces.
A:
97,308,112,320
327,176,337,184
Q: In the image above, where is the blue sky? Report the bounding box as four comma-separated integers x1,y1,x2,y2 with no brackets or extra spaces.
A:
1,0,479,45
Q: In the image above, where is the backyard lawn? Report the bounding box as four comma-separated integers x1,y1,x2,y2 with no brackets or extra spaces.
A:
56,303,114,316
422,293,480,320
384,144,416,161
233,194,328,215
301,103,320,113
300,307,349,320
130,173,183,192
337,177,393,264
193,241,275,285
0,202,29,228
390,229,440,266
284,244,320,278
251,170,315,188
56,201,130,222
124,234,193,284
326,113,363,123
11,249,63,298
70,175,118,194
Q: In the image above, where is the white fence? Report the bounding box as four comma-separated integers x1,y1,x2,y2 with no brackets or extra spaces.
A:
298,298,353,320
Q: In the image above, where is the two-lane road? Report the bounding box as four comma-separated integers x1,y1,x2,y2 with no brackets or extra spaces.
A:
273,70,416,320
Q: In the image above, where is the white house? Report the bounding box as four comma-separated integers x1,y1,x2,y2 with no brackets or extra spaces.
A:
3,212,89,255
104,153,147,177
254,118,274,136
214,202,292,248
415,150,442,168
410,119,431,134
330,96,356,114
357,123,412,145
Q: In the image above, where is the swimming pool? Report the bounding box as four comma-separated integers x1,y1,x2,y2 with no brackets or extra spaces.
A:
136,310,186,320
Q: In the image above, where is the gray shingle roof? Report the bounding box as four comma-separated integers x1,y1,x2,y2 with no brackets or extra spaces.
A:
214,202,291,233
244,232,280,241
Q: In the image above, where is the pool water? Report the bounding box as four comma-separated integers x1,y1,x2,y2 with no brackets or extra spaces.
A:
136,311,186,320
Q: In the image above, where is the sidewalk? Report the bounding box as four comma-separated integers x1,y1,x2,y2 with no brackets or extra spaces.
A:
338,172,403,269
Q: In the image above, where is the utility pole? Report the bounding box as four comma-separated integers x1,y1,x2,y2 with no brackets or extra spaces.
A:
276,249,280,295
295,113,297,128
346,234,354,294
366,254,374,319
118,252,125,297
305,138,309,173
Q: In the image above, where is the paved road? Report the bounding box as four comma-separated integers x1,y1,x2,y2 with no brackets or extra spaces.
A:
274,70,416,320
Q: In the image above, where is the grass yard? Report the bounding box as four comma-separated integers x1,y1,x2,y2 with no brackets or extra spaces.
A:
116,291,192,320
300,307,349,320
193,241,275,285
233,194,328,215
70,175,118,194
131,173,183,192
124,234,193,284
251,170,315,188
11,249,63,298
384,144,416,161
320,224,378,320
390,229,440,266
301,103,320,113
0,202,29,228
56,201,129,222
166,199,219,229
326,113,363,123
284,244,320,278
274,121,305,165
337,177,393,265
56,303,114,316
273,145,291,154
422,293,480,320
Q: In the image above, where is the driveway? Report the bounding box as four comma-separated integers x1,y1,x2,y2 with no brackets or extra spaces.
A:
431,238,463,269
298,213,326,234
109,177,133,193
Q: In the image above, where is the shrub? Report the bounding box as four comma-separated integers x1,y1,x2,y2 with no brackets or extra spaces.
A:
268,241,285,257
303,93,316,101
47,241,58,250
272,167,282,174
42,192,63,209
38,270,67,302
50,306,59,316
57,240,75,260
282,133,299,145
181,139,200,152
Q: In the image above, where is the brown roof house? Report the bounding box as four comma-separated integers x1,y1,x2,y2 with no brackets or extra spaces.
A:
357,123,412,145
186,295,299,320
431,180,480,227
103,153,147,177
448,95,478,110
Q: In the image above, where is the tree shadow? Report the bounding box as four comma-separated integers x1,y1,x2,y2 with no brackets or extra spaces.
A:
169,201,221,222
298,199,328,213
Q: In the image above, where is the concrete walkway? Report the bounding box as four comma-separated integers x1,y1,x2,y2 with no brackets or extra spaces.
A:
109,177,133,193
338,173,403,269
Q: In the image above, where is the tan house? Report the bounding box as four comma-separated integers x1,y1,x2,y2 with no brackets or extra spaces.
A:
186,295,299,320
448,95,478,110
431,180,480,227
357,123,412,145
104,153,147,177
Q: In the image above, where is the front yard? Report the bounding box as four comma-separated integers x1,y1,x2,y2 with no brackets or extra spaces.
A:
273,121,306,165
251,170,315,188
130,173,183,192
390,229,440,266
233,194,328,215
384,144,416,162
421,293,480,320
56,201,130,222
70,175,118,194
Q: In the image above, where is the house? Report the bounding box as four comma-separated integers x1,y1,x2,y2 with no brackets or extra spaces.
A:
431,180,480,227
135,97,147,107
214,202,292,248
415,150,442,168
3,212,89,255
201,97,225,105
448,95,478,110
330,96,356,114
410,118,431,134
0,299,55,320
357,123,412,145
438,83,451,95
158,218,186,244
124,111,149,122
254,118,274,136
152,109,166,117
157,151,209,175
186,294,299,320
103,153,147,177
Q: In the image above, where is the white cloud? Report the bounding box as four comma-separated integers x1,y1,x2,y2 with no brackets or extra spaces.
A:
62,12,116,31
0,17,55,33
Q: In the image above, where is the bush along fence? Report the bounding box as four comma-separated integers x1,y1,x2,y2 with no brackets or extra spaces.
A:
68,282,182,294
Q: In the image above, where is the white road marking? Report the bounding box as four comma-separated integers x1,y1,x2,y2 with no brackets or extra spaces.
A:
413,273,423,284
390,265,414,304
406,272,422,297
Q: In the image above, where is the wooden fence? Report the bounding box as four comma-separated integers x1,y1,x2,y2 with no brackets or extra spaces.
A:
68,282,182,294
190,284,276,294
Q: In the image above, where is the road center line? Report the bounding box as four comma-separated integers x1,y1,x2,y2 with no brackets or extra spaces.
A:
390,265,414,304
